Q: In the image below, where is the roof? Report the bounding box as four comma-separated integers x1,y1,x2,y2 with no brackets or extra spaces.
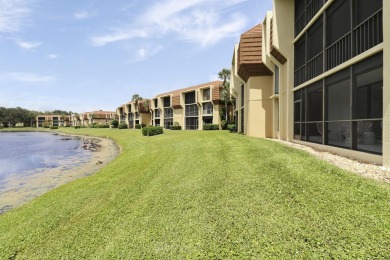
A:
155,81,223,98
238,24,272,82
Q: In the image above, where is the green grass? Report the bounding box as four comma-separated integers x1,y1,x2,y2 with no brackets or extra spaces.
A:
0,128,389,259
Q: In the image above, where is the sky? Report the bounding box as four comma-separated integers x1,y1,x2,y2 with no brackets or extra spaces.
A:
0,0,273,113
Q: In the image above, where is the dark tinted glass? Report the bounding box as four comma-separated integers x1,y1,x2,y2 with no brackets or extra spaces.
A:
326,0,350,46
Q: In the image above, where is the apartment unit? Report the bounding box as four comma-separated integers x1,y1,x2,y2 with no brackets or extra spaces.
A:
232,0,388,165
81,110,117,126
117,99,152,128
151,81,224,130
36,115,71,127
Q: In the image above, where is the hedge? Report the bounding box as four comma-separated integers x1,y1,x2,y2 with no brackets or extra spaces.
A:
50,126,58,130
118,122,128,129
170,125,182,130
227,124,237,132
142,126,164,136
203,124,219,130
98,124,110,128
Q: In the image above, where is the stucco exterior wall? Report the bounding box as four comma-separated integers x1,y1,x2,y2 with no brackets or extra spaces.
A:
246,76,273,138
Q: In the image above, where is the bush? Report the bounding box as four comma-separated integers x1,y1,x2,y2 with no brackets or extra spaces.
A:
50,126,58,130
203,124,219,130
118,122,128,129
227,124,237,132
111,119,119,128
135,124,142,129
221,120,228,130
74,126,81,129
170,125,182,130
98,124,110,128
142,126,164,136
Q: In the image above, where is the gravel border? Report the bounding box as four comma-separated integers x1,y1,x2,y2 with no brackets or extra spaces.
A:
270,139,390,183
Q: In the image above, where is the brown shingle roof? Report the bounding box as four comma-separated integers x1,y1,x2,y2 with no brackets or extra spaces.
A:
238,24,272,82
155,81,223,98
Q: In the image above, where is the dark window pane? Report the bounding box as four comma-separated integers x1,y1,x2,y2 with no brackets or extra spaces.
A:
295,37,306,68
326,0,351,47
203,116,213,125
307,81,323,122
355,0,382,25
164,119,173,129
240,108,244,133
186,117,198,130
308,16,323,59
185,91,196,104
163,97,171,107
356,67,383,119
357,120,382,154
327,78,350,121
294,123,301,140
241,84,245,107
327,122,351,148
307,122,323,143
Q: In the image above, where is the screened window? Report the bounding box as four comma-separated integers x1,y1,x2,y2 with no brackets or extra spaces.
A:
203,88,210,101
203,102,213,115
164,119,173,129
163,97,171,107
154,99,158,108
155,109,161,118
186,104,198,117
203,116,213,125
164,108,173,118
185,92,196,104
186,117,198,130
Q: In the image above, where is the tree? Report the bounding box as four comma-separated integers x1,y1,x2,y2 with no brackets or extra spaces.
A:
131,94,143,103
218,68,231,123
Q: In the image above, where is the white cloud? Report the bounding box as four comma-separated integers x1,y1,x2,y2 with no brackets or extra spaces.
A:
47,54,58,59
134,45,163,62
90,0,248,48
91,29,148,46
0,0,32,33
0,72,55,83
16,40,41,49
73,9,94,20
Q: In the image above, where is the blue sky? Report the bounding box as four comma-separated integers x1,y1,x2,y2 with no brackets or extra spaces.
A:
0,0,273,113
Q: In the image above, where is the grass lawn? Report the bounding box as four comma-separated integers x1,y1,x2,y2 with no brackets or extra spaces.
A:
0,128,389,258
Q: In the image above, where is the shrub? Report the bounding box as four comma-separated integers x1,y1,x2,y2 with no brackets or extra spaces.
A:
74,126,81,129
221,120,228,130
135,124,142,129
142,126,164,136
118,122,128,129
98,124,110,128
50,126,58,130
203,124,219,130
227,124,237,132
111,119,119,128
170,125,182,130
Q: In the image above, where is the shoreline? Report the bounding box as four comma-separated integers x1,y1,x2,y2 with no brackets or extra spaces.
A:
0,133,120,214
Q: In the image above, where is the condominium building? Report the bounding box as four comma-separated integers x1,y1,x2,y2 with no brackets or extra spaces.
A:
117,81,225,130
80,110,117,126
232,0,388,165
36,115,71,127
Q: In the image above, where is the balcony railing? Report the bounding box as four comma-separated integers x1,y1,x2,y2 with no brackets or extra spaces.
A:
325,32,351,71
307,52,323,81
294,65,306,86
354,10,383,56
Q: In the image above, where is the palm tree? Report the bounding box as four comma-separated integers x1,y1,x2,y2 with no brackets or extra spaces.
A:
131,94,143,103
218,68,231,123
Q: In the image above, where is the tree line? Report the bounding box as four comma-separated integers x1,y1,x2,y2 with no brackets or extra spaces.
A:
0,107,72,127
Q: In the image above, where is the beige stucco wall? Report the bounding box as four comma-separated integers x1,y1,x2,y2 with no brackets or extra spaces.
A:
246,76,273,138
173,108,184,127
383,0,390,167
273,0,295,141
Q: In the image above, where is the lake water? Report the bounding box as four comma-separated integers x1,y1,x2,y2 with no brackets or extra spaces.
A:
0,132,91,187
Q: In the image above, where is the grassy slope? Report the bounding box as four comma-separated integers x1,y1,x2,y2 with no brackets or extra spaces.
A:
0,128,389,259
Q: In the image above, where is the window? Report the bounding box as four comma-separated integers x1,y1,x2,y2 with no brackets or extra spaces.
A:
155,109,160,118
164,108,173,118
186,117,198,130
163,97,171,107
274,65,279,94
240,84,245,133
154,99,158,108
294,0,382,86
203,102,213,115
294,52,383,154
203,88,210,101
185,91,196,104
203,116,213,125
